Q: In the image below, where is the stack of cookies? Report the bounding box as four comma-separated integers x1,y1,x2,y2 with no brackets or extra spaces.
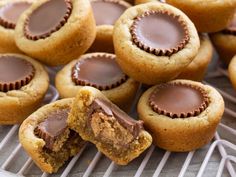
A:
0,0,229,174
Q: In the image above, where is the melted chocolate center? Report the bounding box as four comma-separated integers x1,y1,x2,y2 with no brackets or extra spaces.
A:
36,108,70,150
25,0,72,40
0,55,35,92
91,0,127,25
136,13,185,49
72,55,127,90
0,2,31,29
89,98,143,137
149,84,208,118
38,109,69,137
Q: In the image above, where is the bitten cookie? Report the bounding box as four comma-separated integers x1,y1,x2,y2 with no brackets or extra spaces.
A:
0,53,49,124
19,98,86,173
138,80,224,152
0,0,32,53
166,0,236,33
113,2,199,85
177,34,213,81
229,55,236,91
88,0,131,53
15,0,96,66
210,14,236,65
55,53,139,111
68,86,152,165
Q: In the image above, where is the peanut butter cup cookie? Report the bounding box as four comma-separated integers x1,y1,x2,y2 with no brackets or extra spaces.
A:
68,86,152,165
210,14,236,65
19,98,86,173
0,0,31,53
138,80,224,152
15,0,96,66
113,2,199,85
229,55,236,91
88,0,131,53
0,54,49,124
56,53,139,111
177,34,213,81
166,0,236,33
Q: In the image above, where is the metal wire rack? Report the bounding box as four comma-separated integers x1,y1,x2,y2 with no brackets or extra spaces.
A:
0,59,236,177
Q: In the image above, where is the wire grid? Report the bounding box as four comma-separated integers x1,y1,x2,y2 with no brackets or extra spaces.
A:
0,64,236,177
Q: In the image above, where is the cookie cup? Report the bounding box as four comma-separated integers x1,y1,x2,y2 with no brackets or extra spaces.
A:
229,55,236,91
210,32,236,65
0,54,49,124
138,80,224,152
68,86,152,165
113,2,199,85
55,53,140,111
166,0,236,32
88,0,131,53
0,0,32,53
19,98,85,173
15,0,96,66
177,34,213,81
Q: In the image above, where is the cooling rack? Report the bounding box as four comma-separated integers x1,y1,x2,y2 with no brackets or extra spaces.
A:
0,57,236,177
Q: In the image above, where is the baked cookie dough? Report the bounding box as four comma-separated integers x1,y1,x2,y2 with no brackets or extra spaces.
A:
135,0,155,5
68,86,152,165
229,55,236,91
55,53,139,111
0,53,49,125
0,0,32,53
88,0,131,53
166,0,236,33
138,80,224,152
177,34,213,81
19,98,86,173
15,0,96,66
210,14,236,65
113,2,199,85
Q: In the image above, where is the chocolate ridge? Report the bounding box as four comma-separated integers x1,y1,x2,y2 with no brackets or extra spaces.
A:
130,10,190,56
149,82,210,118
0,56,35,92
24,0,72,40
0,1,31,29
71,53,128,91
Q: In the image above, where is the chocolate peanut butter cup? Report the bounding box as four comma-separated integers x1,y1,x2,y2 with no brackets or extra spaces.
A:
0,55,35,92
91,0,128,26
149,83,209,118
130,10,190,56
0,1,31,29
72,53,128,90
35,109,69,150
222,14,236,35
24,0,72,40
